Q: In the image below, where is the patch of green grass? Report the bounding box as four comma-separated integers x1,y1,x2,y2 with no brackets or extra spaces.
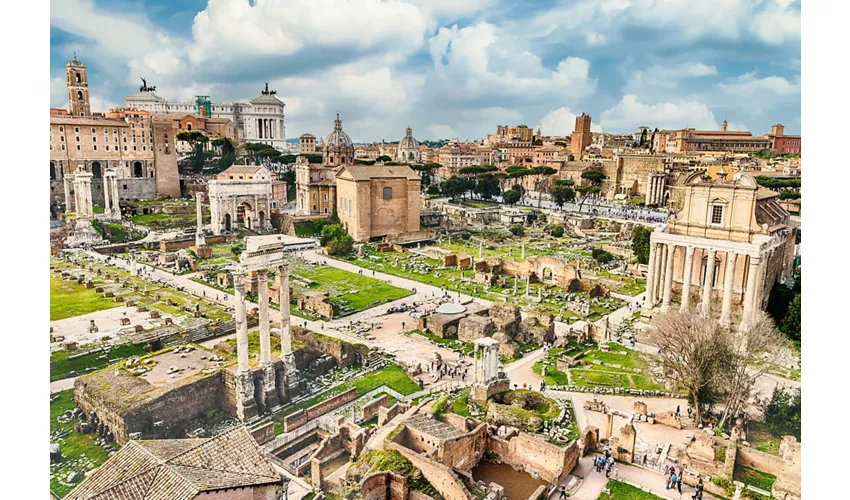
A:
50,389,118,498
452,388,471,417
292,265,412,316
273,364,419,434
747,421,782,456
734,465,777,491
51,343,151,382
597,480,664,500
570,370,631,388
51,276,121,320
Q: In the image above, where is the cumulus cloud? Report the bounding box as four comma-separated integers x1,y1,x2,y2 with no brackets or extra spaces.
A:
600,95,719,131
751,8,801,45
537,107,602,136
625,62,718,91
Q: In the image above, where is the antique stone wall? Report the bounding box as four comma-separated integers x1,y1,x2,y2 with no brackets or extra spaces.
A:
438,422,488,473
379,404,400,427
361,471,409,500
772,436,801,500
386,441,472,500
284,388,358,432
517,308,556,345
362,395,390,422
457,315,493,343
292,328,366,368
489,303,522,337
159,234,226,252
735,446,783,475
485,432,581,485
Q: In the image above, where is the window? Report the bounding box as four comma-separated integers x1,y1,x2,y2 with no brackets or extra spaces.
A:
324,194,328,201
60,136,64,142
61,144,65,151
92,137,96,142
93,145,97,151
104,128,108,134
383,187,393,200
91,128,96,133
59,126,64,132
113,129,117,134
74,127,79,133
711,205,724,225
76,145,81,151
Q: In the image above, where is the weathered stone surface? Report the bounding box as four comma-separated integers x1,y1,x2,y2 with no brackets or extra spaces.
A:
490,302,522,337
772,436,801,500
458,314,493,343
493,332,520,358
517,307,556,344
486,402,543,432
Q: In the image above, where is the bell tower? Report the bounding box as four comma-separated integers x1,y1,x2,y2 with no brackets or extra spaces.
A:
66,54,91,117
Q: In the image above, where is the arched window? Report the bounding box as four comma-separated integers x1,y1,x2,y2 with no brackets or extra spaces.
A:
50,162,56,180
77,90,83,101
187,123,192,131
75,72,81,84
91,161,102,179
133,161,143,178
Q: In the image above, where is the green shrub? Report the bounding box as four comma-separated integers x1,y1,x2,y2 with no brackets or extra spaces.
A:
509,224,525,236
550,226,564,237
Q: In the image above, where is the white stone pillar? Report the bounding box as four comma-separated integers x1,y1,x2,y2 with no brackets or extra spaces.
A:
741,256,759,328
644,241,657,308
661,244,676,311
752,254,768,314
258,272,272,364
525,274,530,297
112,174,120,216
653,243,666,305
278,265,292,357
720,252,738,327
234,270,250,373
680,246,695,312
63,176,72,212
195,192,206,247
700,249,717,317
103,176,111,217
521,242,525,260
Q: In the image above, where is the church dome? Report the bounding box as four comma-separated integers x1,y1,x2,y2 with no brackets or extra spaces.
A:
324,113,353,148
399,127,419,149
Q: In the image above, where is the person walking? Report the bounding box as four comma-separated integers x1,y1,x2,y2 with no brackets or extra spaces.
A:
559,485,568,499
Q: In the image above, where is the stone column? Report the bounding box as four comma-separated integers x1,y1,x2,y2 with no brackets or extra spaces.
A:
661,244,675,312
195,192,206,247
112,173,120,216
700,249,717,317
233,268,258,420
653,243,666,305
680,246,695,312
103,175,111,217
258,272,272,365
277,265,292,357
525,274,530,297
720,252,738,327
479,241,484,259
521,242,525,260
63,176,73,212
234,270,250,373
644,241,657,308
741,256,759,329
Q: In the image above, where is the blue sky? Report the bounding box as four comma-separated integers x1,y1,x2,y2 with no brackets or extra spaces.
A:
50,0,801,142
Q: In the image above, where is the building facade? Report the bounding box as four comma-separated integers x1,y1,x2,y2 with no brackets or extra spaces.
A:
570,113,593,157
208,165,274,234
294,115,356,215
397,127,421,163
50,57,180,213
126,83,286,150
643,172,796,329
653,124,771,154
336,165,421,242
765,124,801,155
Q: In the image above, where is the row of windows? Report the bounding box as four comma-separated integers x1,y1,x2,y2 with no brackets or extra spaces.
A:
55,144,145,152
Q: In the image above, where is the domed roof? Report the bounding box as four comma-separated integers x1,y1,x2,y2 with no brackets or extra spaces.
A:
324,113,353,149
399,126,419,149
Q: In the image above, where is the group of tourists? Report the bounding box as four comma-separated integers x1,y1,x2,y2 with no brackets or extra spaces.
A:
593,449,615,477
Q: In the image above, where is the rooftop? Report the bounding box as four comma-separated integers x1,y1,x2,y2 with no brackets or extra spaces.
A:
65,426,281,500
337,165,421,181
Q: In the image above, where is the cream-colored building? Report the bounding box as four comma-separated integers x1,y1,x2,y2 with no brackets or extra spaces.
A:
599,154,667,204
295,114,354,215
397,127,421,163
208,165,274,234
336,165,421,242
644,172,796,329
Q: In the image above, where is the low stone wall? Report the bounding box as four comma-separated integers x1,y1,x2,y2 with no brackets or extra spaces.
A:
251,421,276,445
362,395,390,422
361,471,409,500
379,404,400,427
387,441,472,500
293,328,366,368
284,387,359,432
736,446,782,475
159,234,226,252
485,432,581,485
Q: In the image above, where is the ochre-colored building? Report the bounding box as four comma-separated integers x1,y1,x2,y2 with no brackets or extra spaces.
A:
336,165,421,242
570,113,593,157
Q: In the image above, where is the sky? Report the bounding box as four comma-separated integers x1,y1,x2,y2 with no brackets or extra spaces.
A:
50,0,801,143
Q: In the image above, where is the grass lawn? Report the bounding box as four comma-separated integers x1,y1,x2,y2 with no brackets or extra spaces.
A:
272,364,419,434
747,420,783,456
459,200,500,209
734,464,777,491
129,212,198,230
598,480,663,499
50,343,151,382
451,387,472,417
292,264,412,316
50,389,118,498
51,276,121,321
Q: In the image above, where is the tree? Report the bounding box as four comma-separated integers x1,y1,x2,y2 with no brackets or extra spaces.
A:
441,176,474,201
715,312,791,428
530,166,557,207
550,226,564,237
761,387,801,440
376,155,393,163
212,137,237,171
550,181,576,211
426,185,441,196
177,131,210,173
230,243,244,258
783,294,801,342
502,185,523,206
575,185,601,212
577,169,606,212
631,225,652,264
411,163,441,188
459,165,497,176
639,128,647,147
509,224,525,236
591,248,615,264
474,174,501,200
319,223,355,256
648,310,732,425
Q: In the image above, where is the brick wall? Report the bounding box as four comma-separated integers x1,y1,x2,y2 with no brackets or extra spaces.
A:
284,387,358,432
251,422,276,445
736,446,782,475
379,404,400,427
159,234,226,251
387,441,471,500
292,328,366,368
362,395,389,422
485,432,581,484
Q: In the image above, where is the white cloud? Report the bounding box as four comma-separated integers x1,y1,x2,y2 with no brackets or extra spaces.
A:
751,8,801,45
600,95,719,131
428,124,458,139
428,23,595,104
717,72,799,97
188,0,426,64
585,33,607,46
537,107,602,136
625,62,718,91
338,66,421,112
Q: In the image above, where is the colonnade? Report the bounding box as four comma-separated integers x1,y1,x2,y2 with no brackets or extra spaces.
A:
102,169,121,218
232,263,296,420
72,168,94,218
644,240,773,329
257,118,278,140
646,172,666,206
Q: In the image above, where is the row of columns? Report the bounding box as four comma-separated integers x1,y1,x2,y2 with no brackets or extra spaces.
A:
102,169,121,218
232,264,296,420
474,340,499,384
645,241,768,328
645,172,666,206
258,118,277,140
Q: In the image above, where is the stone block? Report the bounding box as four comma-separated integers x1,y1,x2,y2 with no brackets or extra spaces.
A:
458,314,493,343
